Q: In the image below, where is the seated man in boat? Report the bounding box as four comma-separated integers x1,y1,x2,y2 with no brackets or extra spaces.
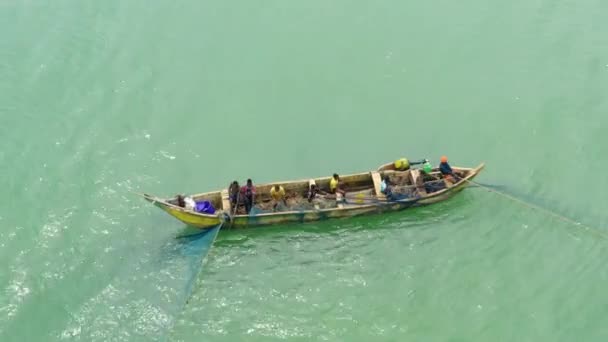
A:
439,156,458,185
307,184,328,203
307,184,318,202
381,177,394,199
240,179,256,214
270,184,287,211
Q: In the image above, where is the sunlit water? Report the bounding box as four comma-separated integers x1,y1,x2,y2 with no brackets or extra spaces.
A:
1,0,608,341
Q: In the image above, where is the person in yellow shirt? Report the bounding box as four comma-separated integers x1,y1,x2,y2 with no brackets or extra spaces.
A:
329,174,345,195
270,184,287,211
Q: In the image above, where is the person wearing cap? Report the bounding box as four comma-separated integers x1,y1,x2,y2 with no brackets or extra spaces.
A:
439,156,456,185
439,156,453,176
422,161,433,174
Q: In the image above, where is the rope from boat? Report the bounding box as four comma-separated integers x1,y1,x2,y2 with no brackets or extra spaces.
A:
463,179,608,240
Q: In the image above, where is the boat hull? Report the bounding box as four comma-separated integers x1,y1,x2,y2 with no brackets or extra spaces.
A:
228,200,419,228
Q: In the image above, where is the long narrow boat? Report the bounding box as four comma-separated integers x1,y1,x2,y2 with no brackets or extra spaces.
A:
142,162,485,230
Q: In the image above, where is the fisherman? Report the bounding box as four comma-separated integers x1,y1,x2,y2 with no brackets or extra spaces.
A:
307,184,319,203
380,177,394,200
439,156,456,185
439,156,453,176
270,184,287,210
307,184,328,202
240,179,256,214
228,181,240,209
329,173,345,195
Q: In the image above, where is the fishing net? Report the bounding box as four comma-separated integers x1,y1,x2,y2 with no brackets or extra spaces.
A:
248,195,340,214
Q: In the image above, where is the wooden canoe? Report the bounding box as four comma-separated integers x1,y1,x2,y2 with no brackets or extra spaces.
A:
142,163,485,230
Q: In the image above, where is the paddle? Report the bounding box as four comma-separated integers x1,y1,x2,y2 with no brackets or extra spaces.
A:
409,159,428,166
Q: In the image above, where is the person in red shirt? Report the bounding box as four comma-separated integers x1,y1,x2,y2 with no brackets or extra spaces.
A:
240,179,256,214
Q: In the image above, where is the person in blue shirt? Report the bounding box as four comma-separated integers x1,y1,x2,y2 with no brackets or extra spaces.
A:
439,156,458,184
439,156,452,175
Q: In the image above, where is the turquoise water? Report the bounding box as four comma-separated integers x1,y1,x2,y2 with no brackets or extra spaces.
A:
1,0,608,340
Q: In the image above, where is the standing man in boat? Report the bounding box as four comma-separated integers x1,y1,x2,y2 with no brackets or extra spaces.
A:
229,181,240,210
240,179,256,214
329,174,346,200
270,184,288,211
